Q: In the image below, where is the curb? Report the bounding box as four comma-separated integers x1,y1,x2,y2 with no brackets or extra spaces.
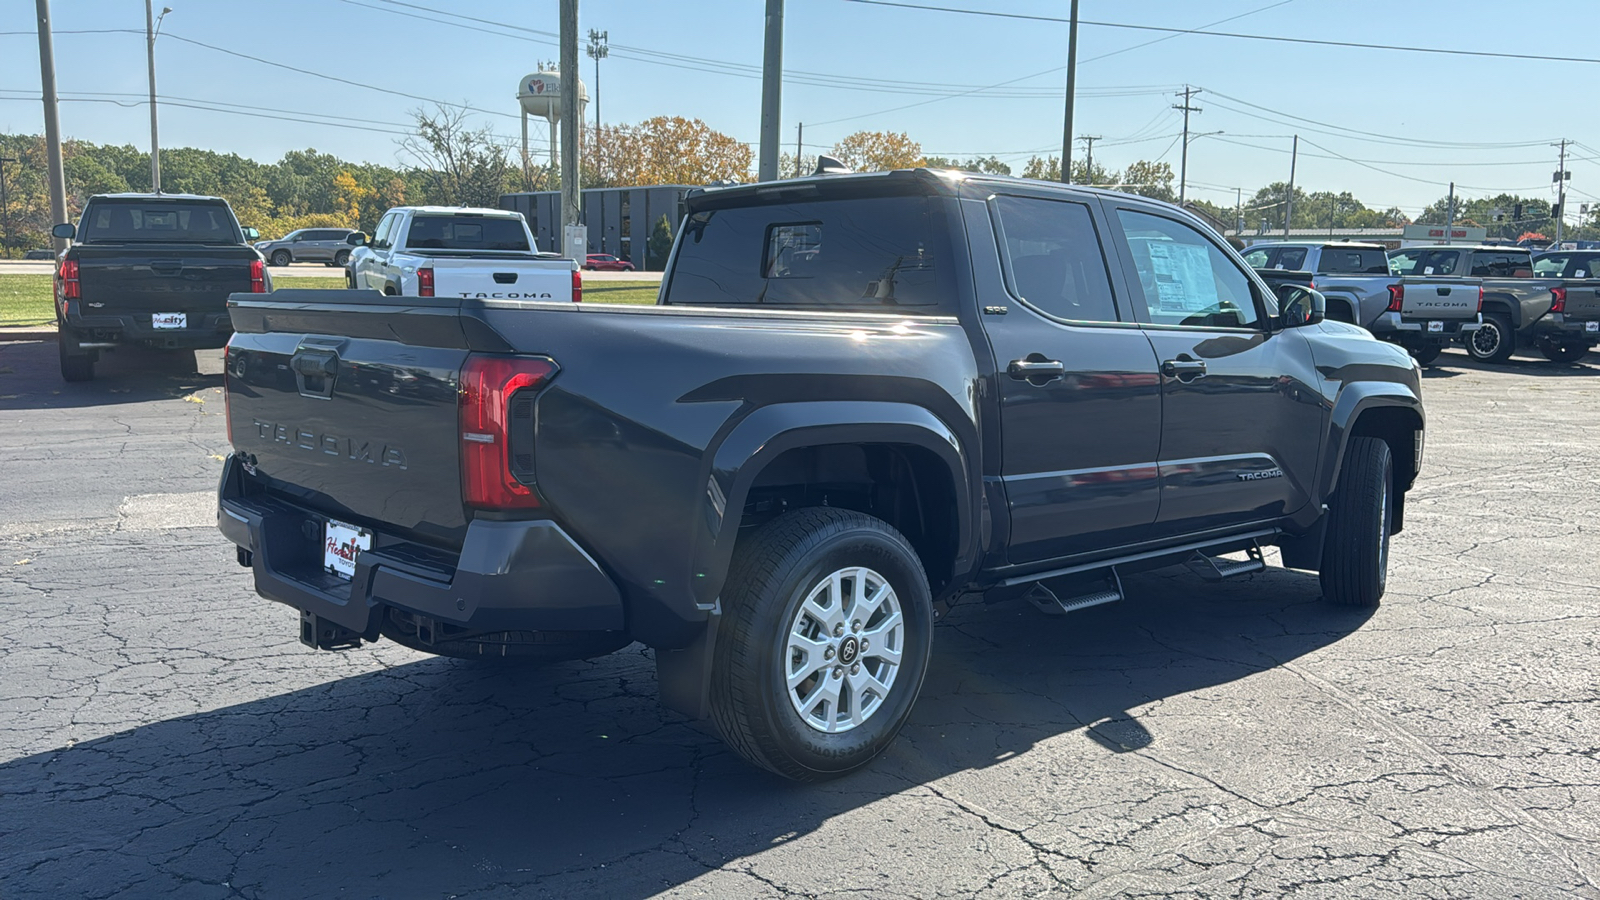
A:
0,326,56,343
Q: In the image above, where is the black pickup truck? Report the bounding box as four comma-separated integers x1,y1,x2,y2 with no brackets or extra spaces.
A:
51,193,267,381
217,169,1425,780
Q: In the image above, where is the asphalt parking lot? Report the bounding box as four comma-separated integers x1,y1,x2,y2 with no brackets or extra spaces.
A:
1,339,1597,899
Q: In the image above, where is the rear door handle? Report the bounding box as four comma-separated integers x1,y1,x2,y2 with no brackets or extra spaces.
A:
1161,358,1208,381
1007,355,1066,385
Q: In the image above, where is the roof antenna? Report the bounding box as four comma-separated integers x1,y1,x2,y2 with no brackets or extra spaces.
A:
812,154,852,176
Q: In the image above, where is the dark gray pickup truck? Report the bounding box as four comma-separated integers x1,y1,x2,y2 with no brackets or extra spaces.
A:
217,169,1425,780
52,193,267,381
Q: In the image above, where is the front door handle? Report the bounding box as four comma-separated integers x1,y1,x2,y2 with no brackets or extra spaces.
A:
1007,355,1066,385
1161,358,1208,381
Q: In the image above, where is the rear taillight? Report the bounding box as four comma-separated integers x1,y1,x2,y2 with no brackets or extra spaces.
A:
417,267,435,297
571,269,582,303
1550,285,1567,313
1477,285,1484,312
249,258,266,293
459,354,558,510
1386,283,1404,312
58,258,80,300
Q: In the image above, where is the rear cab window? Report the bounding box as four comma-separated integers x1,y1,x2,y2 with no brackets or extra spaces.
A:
1317,246,1389,274
77,199,241,244
662,194,956,312
407,215,530,252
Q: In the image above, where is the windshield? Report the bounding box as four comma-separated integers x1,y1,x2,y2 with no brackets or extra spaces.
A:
406,215,531,251
77,200,241,243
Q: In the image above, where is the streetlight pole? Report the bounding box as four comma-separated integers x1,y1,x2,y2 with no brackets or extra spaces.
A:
1179,130,1222,206
145,1,171,193
0,157,13,258
1060,0,1079,184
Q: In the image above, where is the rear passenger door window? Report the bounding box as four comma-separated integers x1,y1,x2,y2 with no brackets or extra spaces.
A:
1275,247,1307,270
1241,247,1274,269
991,195,1121,323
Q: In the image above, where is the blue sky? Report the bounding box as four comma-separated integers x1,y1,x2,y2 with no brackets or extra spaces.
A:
4,0,1598,219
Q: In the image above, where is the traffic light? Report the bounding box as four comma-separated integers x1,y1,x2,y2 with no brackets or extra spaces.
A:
1513,202,1524,221
1552,201,1563,221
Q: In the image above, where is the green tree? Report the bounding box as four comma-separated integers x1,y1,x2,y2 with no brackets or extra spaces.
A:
924,155,1012,176
646,214,674,271
1118,160,1176,203
1021,155,1061,181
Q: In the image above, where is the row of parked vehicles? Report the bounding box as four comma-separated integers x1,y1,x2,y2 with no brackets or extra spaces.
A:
1242,240,1600,364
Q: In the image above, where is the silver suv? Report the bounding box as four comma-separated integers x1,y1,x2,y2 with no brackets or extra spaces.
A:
254,228,360,267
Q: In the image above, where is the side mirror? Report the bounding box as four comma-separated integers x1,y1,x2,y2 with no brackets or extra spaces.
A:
345,232,367,246
51,223,75,240
242,227,260,241
1277,285,1326,328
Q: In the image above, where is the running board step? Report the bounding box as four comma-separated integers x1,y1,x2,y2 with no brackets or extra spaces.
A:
1026,570,1124,616
1184,541,1265,582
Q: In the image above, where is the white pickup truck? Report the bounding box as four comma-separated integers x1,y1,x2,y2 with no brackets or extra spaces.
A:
346,206,579,301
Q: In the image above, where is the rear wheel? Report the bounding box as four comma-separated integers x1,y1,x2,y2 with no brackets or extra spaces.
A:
1408,343,1442,366
1538,339,1589,363
710,508,933,781
270,250,291,267
334,249,350,266
1320,436,1393,608
58,334,95,382
1466,312,1516,363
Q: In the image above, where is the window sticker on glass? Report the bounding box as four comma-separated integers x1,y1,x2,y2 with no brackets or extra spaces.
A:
1144,240,1220,313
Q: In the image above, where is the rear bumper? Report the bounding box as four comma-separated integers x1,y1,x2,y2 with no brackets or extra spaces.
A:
64,309,231,350
1369,311,1481,341
1528,313,1600,342
216,454,625,639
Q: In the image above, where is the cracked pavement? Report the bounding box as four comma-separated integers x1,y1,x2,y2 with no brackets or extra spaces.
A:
1,340,1597,899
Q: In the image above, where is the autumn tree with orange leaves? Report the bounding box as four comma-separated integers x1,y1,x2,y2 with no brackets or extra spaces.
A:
830,130,924,172
585,116,752,187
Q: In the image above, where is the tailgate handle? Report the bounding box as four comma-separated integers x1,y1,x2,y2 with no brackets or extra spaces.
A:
150,260,183,275
1439,287,1451,296
493,272,518,284
290,348,340,399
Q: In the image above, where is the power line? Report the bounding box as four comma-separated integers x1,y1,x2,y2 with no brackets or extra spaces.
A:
840,0,1600,66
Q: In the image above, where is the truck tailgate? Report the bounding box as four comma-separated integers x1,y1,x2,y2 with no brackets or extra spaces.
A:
224,291,474,545
77,244,255,314
1397,277,1479,318
426,256,575,301
1561,280,1600,320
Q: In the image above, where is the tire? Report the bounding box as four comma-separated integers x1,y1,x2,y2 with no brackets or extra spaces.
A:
270,250,291,267
1466,312,1515,363
1408,343,1442,366
1538,339,1589,363
710,508,934,781
379,609,630,663
1319,436,1393,608
334,249,350,266
58,334,95,382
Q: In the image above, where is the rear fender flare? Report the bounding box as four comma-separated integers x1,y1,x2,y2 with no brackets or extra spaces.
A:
691,401,976,610
1319,291,1360,325
1479,293,1521,329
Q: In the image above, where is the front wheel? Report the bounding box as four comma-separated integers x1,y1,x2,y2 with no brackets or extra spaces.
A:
270,250,291,267
1466,313,1516,363
334,249,350,266
710,508,934,781
1538,339,1589,363
1320,436,1393,608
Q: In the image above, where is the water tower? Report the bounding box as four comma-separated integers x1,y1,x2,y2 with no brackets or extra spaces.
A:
517,68,588,176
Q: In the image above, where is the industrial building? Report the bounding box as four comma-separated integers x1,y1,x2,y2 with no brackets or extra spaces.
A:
499,185,693,269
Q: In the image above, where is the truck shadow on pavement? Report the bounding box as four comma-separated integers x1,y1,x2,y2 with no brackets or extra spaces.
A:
0,339,222,410
1425,347,1599,378
0,565,1371,898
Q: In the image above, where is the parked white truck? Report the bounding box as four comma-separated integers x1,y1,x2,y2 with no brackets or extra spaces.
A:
346,206,579,301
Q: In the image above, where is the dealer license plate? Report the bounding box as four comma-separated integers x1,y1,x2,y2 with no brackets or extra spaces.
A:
1587,321,1598,333
323,518,371,580
152,312,186,330
1427,320,1444,333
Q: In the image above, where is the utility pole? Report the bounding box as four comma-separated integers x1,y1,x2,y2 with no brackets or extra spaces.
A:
559,0,582,258
1078,134,1099,185
144,1,170,193
0,157,13,258
1445,182,1456,244
586,30,607,145
1060,0,1080,183
35,0,68,250
1283,134,1298,238
1173,85,1201,204
1554,138,1570,244
1235,187,1243,237
758,0,783,182
795,122,803,178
